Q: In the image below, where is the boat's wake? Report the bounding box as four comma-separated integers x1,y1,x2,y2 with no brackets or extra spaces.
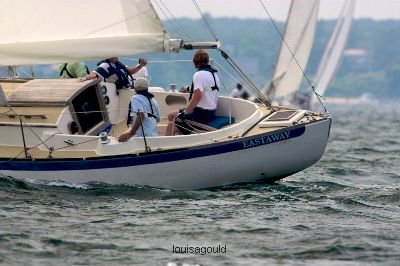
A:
0,174,203,200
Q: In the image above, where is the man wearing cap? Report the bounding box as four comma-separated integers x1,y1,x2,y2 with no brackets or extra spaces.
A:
118,77,160,142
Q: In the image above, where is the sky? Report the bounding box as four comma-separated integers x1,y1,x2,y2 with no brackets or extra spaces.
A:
155,0,400,21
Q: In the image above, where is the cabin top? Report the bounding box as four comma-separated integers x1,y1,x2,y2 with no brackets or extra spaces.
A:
6,79,99,107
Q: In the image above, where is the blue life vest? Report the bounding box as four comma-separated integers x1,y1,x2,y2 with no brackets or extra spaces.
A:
126,90,157,125
96,60,134,90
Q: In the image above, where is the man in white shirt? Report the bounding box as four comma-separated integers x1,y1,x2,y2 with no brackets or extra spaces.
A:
132,58,149,80
165,50,220,135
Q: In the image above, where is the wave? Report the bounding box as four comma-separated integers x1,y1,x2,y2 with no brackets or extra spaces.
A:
0,175,36,190
0,175,208,201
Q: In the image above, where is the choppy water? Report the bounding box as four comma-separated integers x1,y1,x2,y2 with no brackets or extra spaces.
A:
1,103,400,266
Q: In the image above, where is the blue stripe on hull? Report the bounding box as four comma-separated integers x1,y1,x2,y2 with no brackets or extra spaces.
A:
0,126,305,171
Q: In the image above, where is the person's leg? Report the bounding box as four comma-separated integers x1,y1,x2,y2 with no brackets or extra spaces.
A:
191,108,216,124
165,121,181,136
165,110,180,136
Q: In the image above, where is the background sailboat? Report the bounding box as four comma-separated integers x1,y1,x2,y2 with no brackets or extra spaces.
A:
264,0,320,106
311,0,356,108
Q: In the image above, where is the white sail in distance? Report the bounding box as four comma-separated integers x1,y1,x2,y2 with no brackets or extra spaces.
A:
0,0,180,66
266,0,319,99
312,0,356,104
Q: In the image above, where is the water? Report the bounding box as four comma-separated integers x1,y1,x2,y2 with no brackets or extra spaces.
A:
1,103,400,266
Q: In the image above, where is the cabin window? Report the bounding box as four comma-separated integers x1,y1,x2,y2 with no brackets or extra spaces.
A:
71,85,104,134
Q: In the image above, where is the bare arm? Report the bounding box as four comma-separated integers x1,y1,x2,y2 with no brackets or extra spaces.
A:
88,71,99,79
185,89,202,114
118,112,144,142
127,58,147,74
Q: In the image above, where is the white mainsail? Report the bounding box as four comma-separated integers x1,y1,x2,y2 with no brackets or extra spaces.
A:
266,0,319,99
0,0,180,66
312,0,356,104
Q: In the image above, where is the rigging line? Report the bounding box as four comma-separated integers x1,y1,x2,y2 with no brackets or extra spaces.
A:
25,133,59,155
6,106,52,150
0,149,26,164
16,66,35,78
0,109,12,116
174,122,203,135
213,64,236,124
191,0,218,41
218,48,271,106
213,63,231,119
211,60,270,119
259,0,328,113
259,0,313,87
0,109,160,117
172,116,231,142
4,65,34,78
20,119,52,150
28,65,35,78
213,60,261,102
157,0,191,39
152,0,175,37
174,121,224,139
0,132,59,164
312,88,328,113
137,110,150,152
0,110,105,117
53,137,100,152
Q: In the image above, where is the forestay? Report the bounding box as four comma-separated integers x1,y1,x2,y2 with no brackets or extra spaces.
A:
267,0,319,98
0,0,180,66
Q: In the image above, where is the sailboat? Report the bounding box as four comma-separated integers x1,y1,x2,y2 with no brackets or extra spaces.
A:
311,0,356,108
270,0,356,109
0,0,331,190
264,0,320,108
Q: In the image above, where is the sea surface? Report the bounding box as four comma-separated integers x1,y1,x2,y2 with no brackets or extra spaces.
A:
1,103,400,266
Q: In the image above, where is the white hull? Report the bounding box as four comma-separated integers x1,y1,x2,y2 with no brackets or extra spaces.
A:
1,119,330,190
0,1,332,191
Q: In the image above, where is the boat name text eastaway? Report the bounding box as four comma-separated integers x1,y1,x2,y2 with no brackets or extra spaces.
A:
242,131,290,148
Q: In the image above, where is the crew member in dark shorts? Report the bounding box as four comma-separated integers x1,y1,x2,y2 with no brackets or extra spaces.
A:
165,49,220,135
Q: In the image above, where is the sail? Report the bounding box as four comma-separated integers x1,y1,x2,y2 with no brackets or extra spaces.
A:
266,0,319,99
312,0,356,103
0,0,180,66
